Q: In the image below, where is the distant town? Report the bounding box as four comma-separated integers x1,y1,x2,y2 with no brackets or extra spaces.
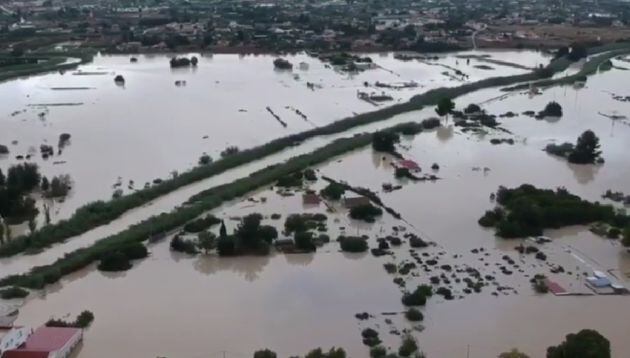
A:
2,0,630,55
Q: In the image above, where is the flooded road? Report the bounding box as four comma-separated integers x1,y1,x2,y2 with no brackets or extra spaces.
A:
2,52,630,357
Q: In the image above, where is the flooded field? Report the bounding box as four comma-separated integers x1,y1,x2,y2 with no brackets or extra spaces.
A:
2,51,630,357
0,50,549,222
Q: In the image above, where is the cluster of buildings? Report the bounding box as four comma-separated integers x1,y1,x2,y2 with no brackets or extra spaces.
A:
0,325,82,358
1,0,630,53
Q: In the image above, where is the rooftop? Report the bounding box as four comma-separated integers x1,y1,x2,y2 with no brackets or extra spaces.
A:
15,326,80,352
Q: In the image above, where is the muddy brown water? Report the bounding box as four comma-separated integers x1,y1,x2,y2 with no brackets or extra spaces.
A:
3,53,630,357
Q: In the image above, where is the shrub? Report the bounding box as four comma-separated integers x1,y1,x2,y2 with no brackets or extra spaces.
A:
421,118,441,129
320,182,346,200
361,328,381,347
276,172,304,187
398,122,423,135
372,130,400,152
370,346,387,358
198,154,212,165
254,349,277,358
402,285,431,306
295,231,316,252
0,286,29,299
478,207,504,227
217,236,236,256
183,215,221,233
285,214,308,233
545,143,574,157
259,225,278,243
46,310,94,328
398,335,419,357
436,287,453,300
170,236,198,254
339,236,368,252
568,130,602,164
97,251,132,271
304,169,317,181
349,204,383,223
464,103,481,114
547,329,610,358
607,227,621,239
119,242,148,260
405,308,424,321
542,101,563,117
0,145,9,154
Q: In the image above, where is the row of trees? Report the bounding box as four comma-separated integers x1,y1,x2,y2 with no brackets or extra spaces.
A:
545,130,602,164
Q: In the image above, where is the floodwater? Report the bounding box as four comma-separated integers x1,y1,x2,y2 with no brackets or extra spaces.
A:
0,50,549,222
3,52,630,357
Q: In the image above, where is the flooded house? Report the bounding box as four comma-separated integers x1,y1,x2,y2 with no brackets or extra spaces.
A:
0,326,30,357
2,326,82,358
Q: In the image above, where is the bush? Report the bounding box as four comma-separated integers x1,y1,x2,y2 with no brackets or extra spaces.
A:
183,215,221,233
370,346,387,358
542,101,563,117
398,122,423,135
0,286,29,299
97,251,132,271
606,227,621,239
545,143,574,158
46,310,94,328
339,236,368,252
405,308,424,321
464,103,481,114
295,231,316,252
320,182,346,200
372,130,400,152
254,349,277,358
170,236,198,254
217,236,236,256
0,145,9,154
361,328,381,347
568,130,602,164
119,242,148,260
304,169,317,181
421,118,441,129
398,335,419,357
276,172,304,187
402,285,432,306
349,204,383,223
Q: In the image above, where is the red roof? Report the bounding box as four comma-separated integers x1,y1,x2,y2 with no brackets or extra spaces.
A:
3,326,81,358
398,160,420,170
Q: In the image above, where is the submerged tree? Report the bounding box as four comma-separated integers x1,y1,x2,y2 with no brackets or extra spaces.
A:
499,349,530,358
435,97,455,120
568,130,601,164
547,329,610,358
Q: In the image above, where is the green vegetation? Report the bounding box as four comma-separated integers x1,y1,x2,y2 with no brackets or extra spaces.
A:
0,50,94,83
435,97,455,119
45,310,94,328
372,130,400,153
349,204,383,223
304,347,347,358
479,185,627,238
369,346,387,358
0,286,29,299
541,101,563,117
402,285,432,306
338,236,368,252
0,43,612,259
254,349,277,358
0,163,40,223
97,251,132,271
545,130,602,164
183,214,221,233
320,182,346,200
170,235,198,254
547,329,610,358
405,308,424,322
531,274,549,294
499,349,530,358
361,328,381,347
398,334,419,357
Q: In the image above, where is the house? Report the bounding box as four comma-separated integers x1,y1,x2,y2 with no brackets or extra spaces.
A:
586,276,611,288
302,193,321,205
0,327,31,357
3,326,82,358
343,196,370,208
397,159,420,171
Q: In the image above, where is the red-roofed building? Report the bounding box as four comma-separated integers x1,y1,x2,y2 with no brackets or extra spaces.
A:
397,159,420,171
2,326,82,358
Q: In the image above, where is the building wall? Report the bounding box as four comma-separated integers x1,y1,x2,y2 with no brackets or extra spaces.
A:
51,330,82,358
0,327,31,356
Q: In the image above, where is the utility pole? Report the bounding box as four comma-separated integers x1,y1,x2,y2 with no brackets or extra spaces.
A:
466,344,470,358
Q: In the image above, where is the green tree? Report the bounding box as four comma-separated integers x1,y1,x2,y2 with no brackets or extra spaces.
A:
41,176,50,191
547,329,610,358
219,220,227,239
254,349,277,358
568,130,602,164
28,217,36,234
320,182,345,200
197,231,216,254
235,213,263,249
372,131,400,153
499,349,530,358
435,97,455,120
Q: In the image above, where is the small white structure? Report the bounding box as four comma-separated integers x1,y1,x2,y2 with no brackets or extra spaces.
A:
0,326,31,356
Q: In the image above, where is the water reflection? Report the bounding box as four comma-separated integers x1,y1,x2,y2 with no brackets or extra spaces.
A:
284,252,315,266
568,162,600,184
193,254,270,281
436,125,454,142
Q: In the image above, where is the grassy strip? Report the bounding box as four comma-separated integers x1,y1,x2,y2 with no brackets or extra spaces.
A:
0,51,94,83
0,43,623,258
0,123,425,289
502,46,630,91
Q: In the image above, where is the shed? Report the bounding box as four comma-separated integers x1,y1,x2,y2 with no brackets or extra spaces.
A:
343,196,370,209
302,193,321,205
